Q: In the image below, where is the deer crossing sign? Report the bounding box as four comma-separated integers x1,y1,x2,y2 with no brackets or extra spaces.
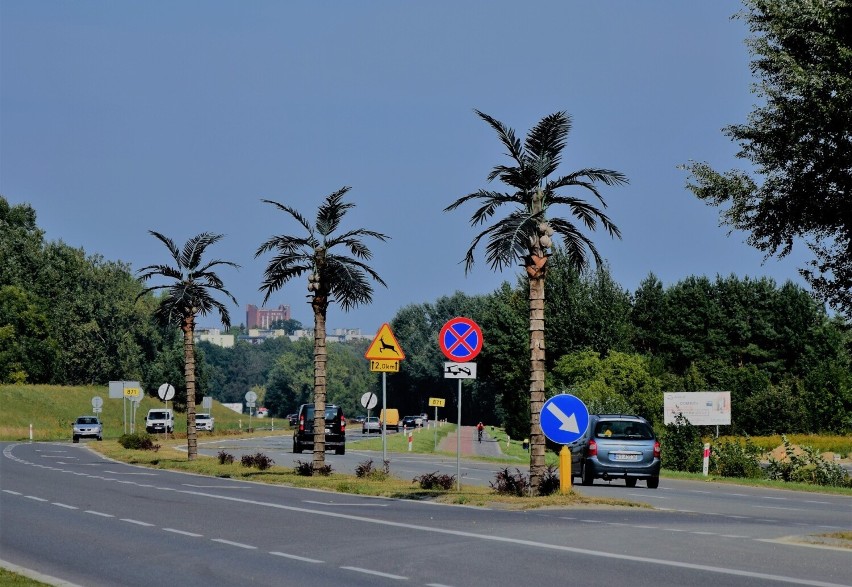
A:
364,323,405,361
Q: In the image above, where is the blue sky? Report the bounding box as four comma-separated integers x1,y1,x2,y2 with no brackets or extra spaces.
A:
1,1,812,335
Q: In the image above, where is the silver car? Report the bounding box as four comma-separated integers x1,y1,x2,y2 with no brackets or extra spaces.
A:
362,416,381,434
570,414,661,488
72,416,103,443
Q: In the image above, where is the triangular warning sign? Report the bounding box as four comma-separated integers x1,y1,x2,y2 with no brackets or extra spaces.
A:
364,323,405,360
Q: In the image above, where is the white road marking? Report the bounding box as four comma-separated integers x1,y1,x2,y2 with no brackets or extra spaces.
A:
341,566,408,580
303,499,388,507
212,539,256,549
52,502,77,509
121,519,154,526
85,510,113,517
269,552,323,563
164,528,203,537
25,495,47,502
754,505,803,512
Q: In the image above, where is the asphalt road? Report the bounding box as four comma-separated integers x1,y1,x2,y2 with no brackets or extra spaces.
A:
2,441,850,587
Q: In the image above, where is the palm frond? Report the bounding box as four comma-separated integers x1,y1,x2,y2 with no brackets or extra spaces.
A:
147,231,180,264
483,211,538,270
549,217,606,269
255,234,313,257
260,199,314,235
525,111,570,167
475,109,523,164
182,233,224,270
316,187,353,237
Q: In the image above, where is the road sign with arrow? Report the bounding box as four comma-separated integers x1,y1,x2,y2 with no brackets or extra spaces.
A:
540,394,590,445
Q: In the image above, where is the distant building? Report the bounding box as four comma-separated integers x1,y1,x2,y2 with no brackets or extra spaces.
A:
195,328,235,348
237,327,371,344
246,304,291,329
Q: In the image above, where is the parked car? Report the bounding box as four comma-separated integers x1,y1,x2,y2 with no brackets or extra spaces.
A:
569,414,661,488
353,415,366,424
287,413,298,426
362,416,381,434
293,403,346,455
72,416,103,443
195,413,214,431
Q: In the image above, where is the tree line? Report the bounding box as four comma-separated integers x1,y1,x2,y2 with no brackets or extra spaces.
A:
5,194,847,441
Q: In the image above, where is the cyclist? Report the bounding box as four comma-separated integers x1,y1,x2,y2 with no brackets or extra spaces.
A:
476,421,484,443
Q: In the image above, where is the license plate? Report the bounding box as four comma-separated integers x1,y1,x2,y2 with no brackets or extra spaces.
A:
325,427,331,434
612,453,640,462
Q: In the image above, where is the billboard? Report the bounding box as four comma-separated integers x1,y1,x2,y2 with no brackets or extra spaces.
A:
664,391,731,426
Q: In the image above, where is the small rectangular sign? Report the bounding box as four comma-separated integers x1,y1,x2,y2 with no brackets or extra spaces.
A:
428,397,446,407
444,362,476,379
664,391,731,426
370,360,400,372
123,387,142,399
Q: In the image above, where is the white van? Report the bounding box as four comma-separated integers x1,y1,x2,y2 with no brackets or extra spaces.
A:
145,409,174,434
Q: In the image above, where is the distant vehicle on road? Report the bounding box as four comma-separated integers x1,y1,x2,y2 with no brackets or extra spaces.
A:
293,403,346,455
570,414,661,488
287,413,298,426
379,408,400,432
195,413,214,431
362,416,381,434
145,409,174,434
72,416,102,443
401,415,419,429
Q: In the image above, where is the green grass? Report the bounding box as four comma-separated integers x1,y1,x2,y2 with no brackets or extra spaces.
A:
0,568,51,586
0,384,288,442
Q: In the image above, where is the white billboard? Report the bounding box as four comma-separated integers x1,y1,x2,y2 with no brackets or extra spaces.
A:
664,391,731,426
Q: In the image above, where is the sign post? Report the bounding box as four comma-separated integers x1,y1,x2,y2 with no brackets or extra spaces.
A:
245,391,258,431
439,317,483,491
365,324,405,463
428,397,445,450
540,394,590,493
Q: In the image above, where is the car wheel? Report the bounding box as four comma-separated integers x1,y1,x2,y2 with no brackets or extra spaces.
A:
625,478,637,487
73,435,79,443
581,463,594,486
647,476,660,489
97,436,103,441
293,441,302,454
335,447,345,455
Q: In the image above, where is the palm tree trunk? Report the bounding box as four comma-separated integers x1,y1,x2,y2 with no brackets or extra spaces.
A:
183,314,197,461
312,298,328,471
528,271,546,492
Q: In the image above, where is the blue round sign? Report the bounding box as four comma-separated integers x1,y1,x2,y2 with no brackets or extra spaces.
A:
540,394,590,445
438,317,483,362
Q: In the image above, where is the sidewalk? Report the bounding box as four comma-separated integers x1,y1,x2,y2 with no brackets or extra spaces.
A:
437,425,503,457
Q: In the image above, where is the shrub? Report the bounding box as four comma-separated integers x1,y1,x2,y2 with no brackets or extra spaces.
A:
538,465,561,496
661,413,703,472
413,471,455,490
240,452,274,470
765,436,851,487
355,459,389,480
217,450,234,465
710,437,763,478
490,467,529,496
118,433,159,452
294,460,332,476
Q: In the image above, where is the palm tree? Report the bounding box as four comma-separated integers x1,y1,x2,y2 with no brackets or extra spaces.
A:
446,110,628,492
137,231,239,460
256,186,388,471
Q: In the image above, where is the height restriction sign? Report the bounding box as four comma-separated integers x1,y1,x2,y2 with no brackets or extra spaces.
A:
438,317,483,362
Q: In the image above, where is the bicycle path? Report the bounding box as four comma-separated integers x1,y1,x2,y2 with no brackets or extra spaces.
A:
437,425,504,457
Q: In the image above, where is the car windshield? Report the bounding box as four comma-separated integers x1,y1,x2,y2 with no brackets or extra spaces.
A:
595,420,654,440
303,407,339,420
76,417,98,424
366,417,379,423
149,412,169,419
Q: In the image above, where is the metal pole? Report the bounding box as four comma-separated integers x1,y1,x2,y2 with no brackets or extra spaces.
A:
381,373,387,463
456,379,461,491
433,406,438,450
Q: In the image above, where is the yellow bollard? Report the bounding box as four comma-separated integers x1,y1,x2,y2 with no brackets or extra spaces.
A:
560,446,572,494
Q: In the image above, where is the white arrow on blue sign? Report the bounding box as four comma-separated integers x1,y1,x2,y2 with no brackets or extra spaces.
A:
540,394,590,445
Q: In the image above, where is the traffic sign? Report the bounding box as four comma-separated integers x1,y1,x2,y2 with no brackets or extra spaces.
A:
365,323,405,361
370,359,399,372
443,362,477,379
245,391,258,403
91,396,103,409
158,383,175,401
540,394,590,445
123,386,141,399
360,392,378,409
428,397,446,407
438,317,483,362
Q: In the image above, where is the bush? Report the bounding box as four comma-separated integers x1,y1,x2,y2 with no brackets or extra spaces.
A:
240,452,274,470
661,413,703,472
355,459,389,480
765,436,851,488
118,433,159,452
217,450,234,465
710,437,763,478
490,467,529,496
538,465,561,496
294,460,332,476
413,471,455,490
